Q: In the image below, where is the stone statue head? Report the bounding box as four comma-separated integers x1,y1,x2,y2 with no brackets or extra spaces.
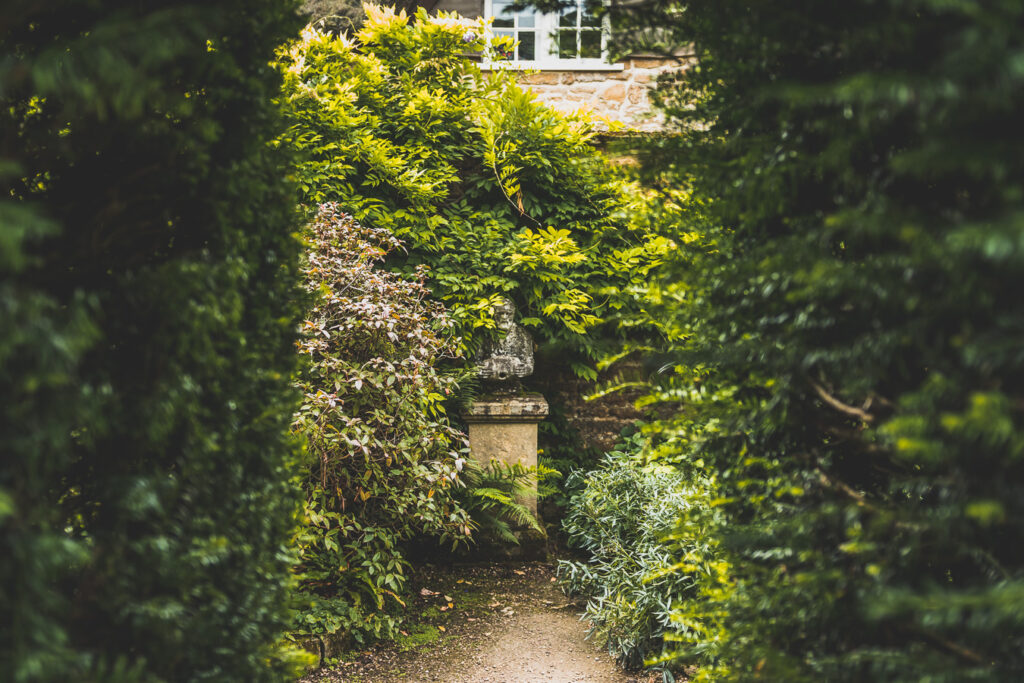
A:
476,296,533,383
494,297,515,331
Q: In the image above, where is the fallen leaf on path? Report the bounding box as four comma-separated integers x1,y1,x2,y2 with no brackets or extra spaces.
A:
513,570,526,575
438,626,446,632
443,595,453,602
419,588,438,597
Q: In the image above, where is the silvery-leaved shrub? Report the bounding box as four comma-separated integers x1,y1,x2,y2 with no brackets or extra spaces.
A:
559,433,719,674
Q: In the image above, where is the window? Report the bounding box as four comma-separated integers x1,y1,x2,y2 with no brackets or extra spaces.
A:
555,0,602,61
486,0,615,68
490,0,538,61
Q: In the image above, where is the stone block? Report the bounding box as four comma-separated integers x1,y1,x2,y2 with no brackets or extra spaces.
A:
520,72,562,85
601,82,626,102
569,72,606,82
628,85,647,104
465,393,549,422
630,57,673,69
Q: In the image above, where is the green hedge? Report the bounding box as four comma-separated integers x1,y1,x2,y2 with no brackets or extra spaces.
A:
1,1,308,679
616,0,1024,679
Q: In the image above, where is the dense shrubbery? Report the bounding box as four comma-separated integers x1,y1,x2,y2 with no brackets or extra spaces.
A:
560,0,1024,680
558,433,719,671
277,6,668,369
1,1,308,679
292,204,473,642
292,205,545,644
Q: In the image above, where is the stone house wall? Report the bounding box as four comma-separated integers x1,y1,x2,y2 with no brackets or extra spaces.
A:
512,56,685,133
424,0,689,131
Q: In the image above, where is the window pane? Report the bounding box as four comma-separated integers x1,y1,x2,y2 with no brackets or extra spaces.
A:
517,11,535,28
580,29,601,58
580,7,601,28
518,31,535,60
493,0,514,27
559,9,578,27
558,30,577,58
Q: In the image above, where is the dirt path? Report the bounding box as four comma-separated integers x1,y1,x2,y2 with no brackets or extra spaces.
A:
303,562,656,683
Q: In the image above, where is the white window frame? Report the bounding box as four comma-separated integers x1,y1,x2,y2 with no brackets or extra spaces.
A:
482,0,623,71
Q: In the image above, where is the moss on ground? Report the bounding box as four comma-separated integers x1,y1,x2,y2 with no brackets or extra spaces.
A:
395,624,441,651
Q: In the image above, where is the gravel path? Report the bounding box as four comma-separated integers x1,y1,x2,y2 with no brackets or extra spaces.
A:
458,608,637,683
304,563,656,683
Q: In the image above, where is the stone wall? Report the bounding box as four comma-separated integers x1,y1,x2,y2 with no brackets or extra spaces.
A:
511,57,687,133
529,357,649,453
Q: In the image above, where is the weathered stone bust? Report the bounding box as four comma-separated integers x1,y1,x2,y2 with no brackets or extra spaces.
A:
477,298,534,382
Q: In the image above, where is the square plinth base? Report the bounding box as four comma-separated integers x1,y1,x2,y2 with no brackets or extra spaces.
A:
464,394,548,516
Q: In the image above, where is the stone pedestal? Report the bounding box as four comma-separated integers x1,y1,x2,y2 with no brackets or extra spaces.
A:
463,393,548,514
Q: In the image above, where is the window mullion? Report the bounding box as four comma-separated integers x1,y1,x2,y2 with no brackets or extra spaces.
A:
538,11,556,62
576,0,582,64
513,13,519,61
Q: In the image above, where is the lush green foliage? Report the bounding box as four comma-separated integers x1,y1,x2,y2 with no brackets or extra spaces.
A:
559,434,719,672
457,460,559,546
293,204,474,643
277,6,668,368
570,0,1024,679
0,0,309,679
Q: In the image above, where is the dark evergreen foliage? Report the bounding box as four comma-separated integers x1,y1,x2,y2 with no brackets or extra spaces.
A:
548,0,1024,678
628,0,1024,679
0,1,307,679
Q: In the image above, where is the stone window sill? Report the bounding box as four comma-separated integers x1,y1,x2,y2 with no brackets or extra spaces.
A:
480,61,625,72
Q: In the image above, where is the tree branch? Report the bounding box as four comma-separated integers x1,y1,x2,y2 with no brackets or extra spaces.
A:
809,379,876,423
916,627,987,665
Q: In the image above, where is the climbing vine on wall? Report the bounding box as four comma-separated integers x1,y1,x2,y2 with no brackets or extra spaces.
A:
277,6,671,371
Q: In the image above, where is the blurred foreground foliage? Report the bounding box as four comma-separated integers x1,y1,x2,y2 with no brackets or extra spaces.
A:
0,0,311,679
557,0,1024,679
